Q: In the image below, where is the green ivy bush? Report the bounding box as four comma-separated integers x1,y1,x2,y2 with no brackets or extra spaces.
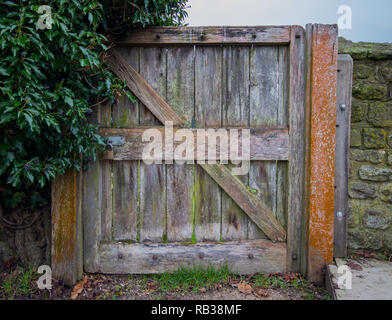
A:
0,0,188,211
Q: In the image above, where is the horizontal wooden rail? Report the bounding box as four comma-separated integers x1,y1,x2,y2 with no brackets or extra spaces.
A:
96,240,287,274
114,26,291,45
99,126,289,161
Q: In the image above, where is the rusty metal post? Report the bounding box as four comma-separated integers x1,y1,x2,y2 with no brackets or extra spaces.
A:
305,24,338,283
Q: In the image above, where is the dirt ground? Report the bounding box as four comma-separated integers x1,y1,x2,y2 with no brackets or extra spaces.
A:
0,268,330,300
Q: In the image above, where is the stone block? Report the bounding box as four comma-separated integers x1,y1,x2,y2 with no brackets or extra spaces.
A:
350,149,385,164
362,128,386,149
350,128,362,147
359,165,392,181
353,84,387,100
348,182,378,199
364,207,391,230
368,102,392,127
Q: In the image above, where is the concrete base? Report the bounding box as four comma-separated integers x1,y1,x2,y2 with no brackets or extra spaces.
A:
328,258,392,300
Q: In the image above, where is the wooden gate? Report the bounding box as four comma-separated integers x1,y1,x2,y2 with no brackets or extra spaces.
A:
52,24,339,285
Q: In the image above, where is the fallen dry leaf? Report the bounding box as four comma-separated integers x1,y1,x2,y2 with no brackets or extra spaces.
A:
200,287,206,293
356,250,377,259
346,261,363,271
147,280,158,290
71,276,88,300
253,288,269,298
237,282,252,294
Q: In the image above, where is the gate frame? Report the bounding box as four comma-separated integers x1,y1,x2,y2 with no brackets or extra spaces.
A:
51,24,338,285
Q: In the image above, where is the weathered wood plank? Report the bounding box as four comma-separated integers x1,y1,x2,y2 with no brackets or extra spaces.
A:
112,161,138,241
166,46,195,242
112,47,139,128
116,26,291,45
52,168,83,285
199,163,286,242
194,46,222,241
106,49,184,126
99,102,113,242
287,26,307,273
100,127,289,161
82,104,102,273
301,23,314,276
276,46,289,230
306,24,338,283
249,46,280,239
98,240,287,274
221,46,250,240
111,48,139,242
139,47,167,242
334,54,353,258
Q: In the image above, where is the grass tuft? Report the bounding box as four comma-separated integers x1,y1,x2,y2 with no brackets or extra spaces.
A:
152,264,233,293
0,265,38,300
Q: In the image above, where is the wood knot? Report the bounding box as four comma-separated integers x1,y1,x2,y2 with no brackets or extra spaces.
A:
152,254,158,260
252,34,257,39
199,252,205,259
155,34,161,40
117,253,124,260
248,253,254,259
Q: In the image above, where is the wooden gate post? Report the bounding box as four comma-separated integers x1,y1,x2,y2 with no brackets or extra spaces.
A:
51,168,83,285
334,55,353,258
305,24,338,283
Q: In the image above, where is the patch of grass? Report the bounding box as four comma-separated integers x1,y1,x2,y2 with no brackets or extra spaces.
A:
254,274,287,289
0,265,38,299
151,264,233,293
302,292,316,300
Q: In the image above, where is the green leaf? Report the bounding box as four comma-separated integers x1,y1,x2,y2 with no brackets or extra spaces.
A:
64,96,74,107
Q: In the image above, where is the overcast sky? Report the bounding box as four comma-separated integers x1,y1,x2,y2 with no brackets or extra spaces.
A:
186,0,392,43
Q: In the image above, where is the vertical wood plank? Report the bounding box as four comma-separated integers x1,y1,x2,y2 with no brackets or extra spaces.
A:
112,48,139,242
276,46,289,229
52,168,83,285
221,46,250,240
194,46,222,241
334,55,353,258
306,24,338,283
301,24,314,276
82,104,102,273
166,47,195,241
287,26,306,273
139,47,166,242
100,102,113,242
248,46,280,239
112,47,140,128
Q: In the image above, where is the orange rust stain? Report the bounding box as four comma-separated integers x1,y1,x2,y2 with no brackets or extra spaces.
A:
52,169,78,265
308,25,338,281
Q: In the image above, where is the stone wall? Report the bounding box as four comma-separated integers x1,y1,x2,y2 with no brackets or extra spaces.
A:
339,38,392,251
